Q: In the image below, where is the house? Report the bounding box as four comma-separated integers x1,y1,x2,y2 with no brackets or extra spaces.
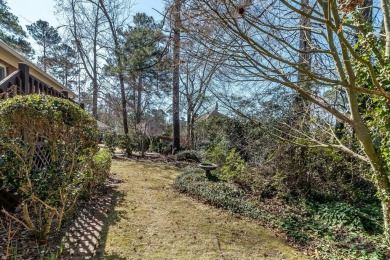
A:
97,120,112,132
0,41,76,100
198,108,224,120
195,103,227,149
198,103,225,121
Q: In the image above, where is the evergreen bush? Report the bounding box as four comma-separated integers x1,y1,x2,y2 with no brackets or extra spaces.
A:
118,133,135,157
104,130,118,154
176,150,201,162
85,149,112,196
0,94,99,241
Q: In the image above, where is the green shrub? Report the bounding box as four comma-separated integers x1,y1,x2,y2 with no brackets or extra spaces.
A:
204,143,228,167
85,149,112,196
195,117,254,161
0,94,99,241
118,133,135,157
104,131,118,154
149,138,171,154
204,146,248,182
177,150,201,162
220,149,248,181
161,142,172,155
174,167,266,219
175,167,387,259
134,131,150,157
316,202,382,234
272,146,376,203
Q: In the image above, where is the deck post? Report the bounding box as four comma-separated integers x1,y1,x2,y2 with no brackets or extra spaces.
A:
18,63,30,94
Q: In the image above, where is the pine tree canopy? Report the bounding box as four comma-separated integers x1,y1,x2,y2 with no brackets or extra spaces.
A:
0,0,34,56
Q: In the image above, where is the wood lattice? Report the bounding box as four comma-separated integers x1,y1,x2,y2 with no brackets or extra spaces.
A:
0,141,52,212
32,142,51,170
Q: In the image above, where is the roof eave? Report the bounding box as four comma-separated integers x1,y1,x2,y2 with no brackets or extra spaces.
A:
0,41,76,97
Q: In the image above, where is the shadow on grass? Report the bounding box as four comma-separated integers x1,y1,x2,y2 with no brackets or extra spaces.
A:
93,179,127,259
56,176,124,259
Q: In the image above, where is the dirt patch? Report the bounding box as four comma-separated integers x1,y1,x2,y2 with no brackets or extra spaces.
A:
96,160,308,259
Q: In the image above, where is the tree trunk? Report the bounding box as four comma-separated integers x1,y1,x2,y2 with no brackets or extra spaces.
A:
172,0,182,153
69,0,100,117
382,200,390,242
97,0,129,134
190,115,195,150
291,0,311,174
186,99,192,149
347,87,390,241
294,0,311,119
381,0,390,58
92,2,99,119
136,75,142,125
119,73,129,135
92,78,98,119
43,42,47,72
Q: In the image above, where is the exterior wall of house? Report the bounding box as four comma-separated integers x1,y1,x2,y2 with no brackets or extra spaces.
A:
0,43,76,99
0,58,17,76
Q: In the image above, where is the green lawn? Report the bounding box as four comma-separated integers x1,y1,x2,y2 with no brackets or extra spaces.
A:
96,160,307,259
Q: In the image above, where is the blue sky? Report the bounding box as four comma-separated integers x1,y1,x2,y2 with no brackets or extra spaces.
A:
8,0,165,28
8,0,165,57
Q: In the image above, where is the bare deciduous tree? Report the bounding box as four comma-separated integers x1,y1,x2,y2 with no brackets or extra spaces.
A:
179,44,220,149
57,0,105,119
187,0,390,241
95,0,132,134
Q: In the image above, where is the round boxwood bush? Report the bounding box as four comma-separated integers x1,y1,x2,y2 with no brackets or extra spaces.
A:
104,130,119,154
176,150,201,162
0,94,99,240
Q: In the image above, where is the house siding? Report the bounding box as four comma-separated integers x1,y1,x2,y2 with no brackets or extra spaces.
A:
0,58,17,76
0,42,76,99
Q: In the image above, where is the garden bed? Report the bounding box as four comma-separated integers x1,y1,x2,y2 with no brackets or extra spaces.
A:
174,168,390,259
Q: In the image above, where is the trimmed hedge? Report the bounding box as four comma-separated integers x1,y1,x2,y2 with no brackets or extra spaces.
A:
104,131,118,154
0,94,99,240
85,149,112,195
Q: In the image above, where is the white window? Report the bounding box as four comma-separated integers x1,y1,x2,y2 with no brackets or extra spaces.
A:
0,64,6,81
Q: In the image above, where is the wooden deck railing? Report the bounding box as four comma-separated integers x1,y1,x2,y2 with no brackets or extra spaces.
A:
0,62,71,100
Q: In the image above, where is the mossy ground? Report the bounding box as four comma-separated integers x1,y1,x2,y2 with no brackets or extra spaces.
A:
96,159,307,259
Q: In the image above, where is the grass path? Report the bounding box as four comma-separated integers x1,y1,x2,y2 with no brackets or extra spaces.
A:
96,159,308,259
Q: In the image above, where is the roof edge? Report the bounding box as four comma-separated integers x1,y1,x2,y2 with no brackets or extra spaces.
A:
0,41,76,97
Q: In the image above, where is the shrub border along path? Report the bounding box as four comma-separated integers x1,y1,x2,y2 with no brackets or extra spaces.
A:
175,167,390,259
96,159,307,259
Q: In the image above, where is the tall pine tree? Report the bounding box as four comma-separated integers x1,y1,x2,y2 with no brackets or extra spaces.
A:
121,13,168,125
0,0,34,57
49,43,78,89
27,20,61,71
